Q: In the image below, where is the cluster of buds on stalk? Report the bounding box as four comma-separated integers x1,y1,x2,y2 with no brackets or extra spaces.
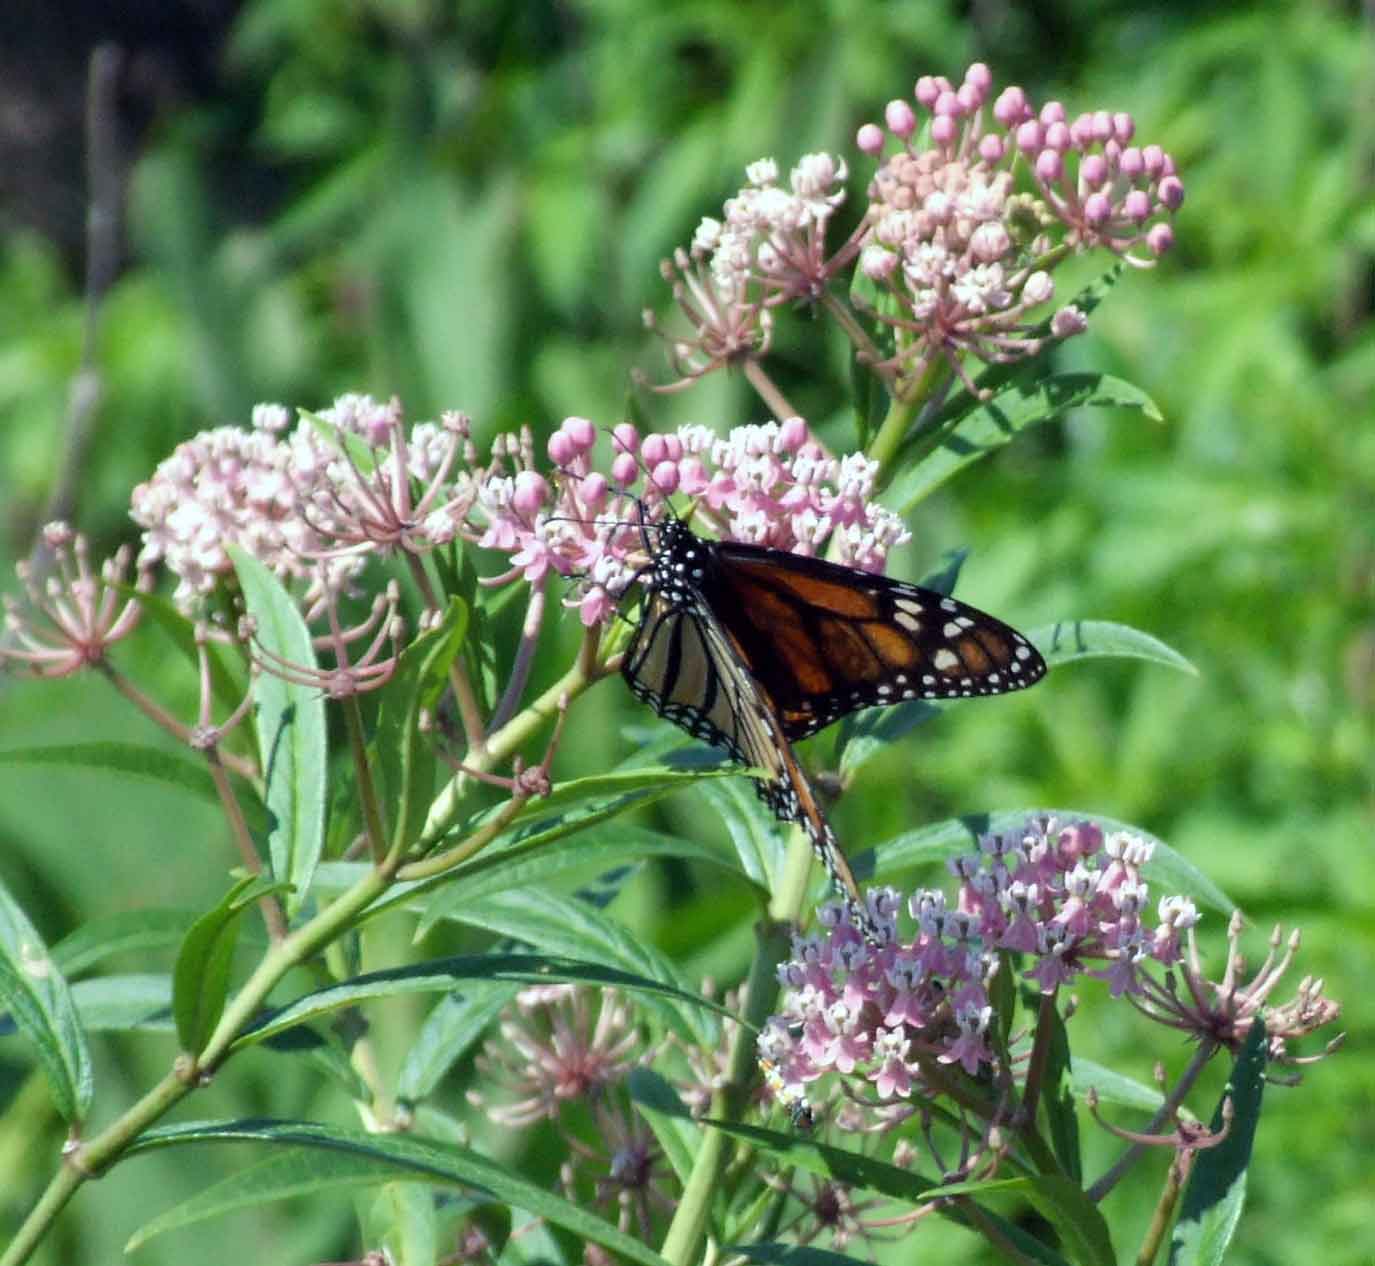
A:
653,62,1184,403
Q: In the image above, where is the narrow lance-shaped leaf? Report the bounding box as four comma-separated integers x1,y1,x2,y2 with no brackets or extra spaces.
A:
172,874,282,1053
0,874,93,1122
229,546,327,915
374,596,468,856
125,1118,672,1266
1171,1020,1268,1266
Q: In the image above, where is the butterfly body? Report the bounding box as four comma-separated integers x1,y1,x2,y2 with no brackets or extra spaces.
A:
620,514,1046,935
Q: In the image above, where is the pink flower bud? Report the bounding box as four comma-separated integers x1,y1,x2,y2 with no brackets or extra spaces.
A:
884,99,916,138
932,88,959,116
965,62,992,93
778,416,808,451
580,473,608,507
1035,149,1063,183
956,82,980,112
1021,270,1054,304
915,75,940,108
1112,112,1135,143
1157,175,1185,210
1092,110,1113,142
1051,305,1088,337
512,471,549,515
1015,119,1043,154
611,422,638,454
978,133,1005,163
1146,223,1175,256
562,415,596,450
1079,153,1108,189
642,433,668,465
856,121,886,154
1142,145,1165,179
663,433,683,461
994,86,1030,127
1044,121,1071,152
1122,189,1151,223
1082,192,1111,226
1070,113,1094,147
1119,146,1144,179
1103,139,1121,166
547,431,575,467
650,461,679,495
931,115,957,146
1040,100,1066,126
611,452,639,486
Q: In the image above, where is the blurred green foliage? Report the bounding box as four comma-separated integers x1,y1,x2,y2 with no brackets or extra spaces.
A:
0,1,1370,1263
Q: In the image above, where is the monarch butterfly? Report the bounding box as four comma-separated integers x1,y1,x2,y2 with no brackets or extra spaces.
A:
620,514,1046,939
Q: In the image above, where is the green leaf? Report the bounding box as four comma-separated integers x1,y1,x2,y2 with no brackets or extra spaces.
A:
922,1174,1114,1266
1069,1059,1167,1115
626,1067,699,1187
126,1117,672,1266
835,700,942,780
230,546,327,915
0,744,272,840
886,371,1161,513
415,888,719,1044
232,953,734,1051
730,1245,874,1266
1171,1021,1268,1266
396,980,519,1104
0,875,93,1122
696,777,786,891
1028,620,1198,675
706,1120,1071,1265
53,909,209,977
172,874,279,1052
126,1147,425,1251
1041,1002,1082,1185
870,810,1235,916
375,596,467,856
366,1181,438,1266
69,974,173,1032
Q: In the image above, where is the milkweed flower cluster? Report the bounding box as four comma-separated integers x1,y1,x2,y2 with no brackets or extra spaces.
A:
654,62,1184,397
119,397,908,635
128,395,476,613
648,154,853,385
854,64,1184,389
757,817,1338,1126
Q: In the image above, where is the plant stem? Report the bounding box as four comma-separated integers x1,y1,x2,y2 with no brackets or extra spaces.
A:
659,919,790,1266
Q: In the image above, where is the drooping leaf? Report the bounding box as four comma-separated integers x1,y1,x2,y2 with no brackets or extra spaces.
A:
125,1119,670,1266
1029,620,1198,676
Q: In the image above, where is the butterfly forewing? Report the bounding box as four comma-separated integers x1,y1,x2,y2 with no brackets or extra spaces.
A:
705,543,1046,740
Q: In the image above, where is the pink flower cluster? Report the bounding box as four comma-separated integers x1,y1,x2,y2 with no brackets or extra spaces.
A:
128,395,475,613
124,397,909,631
486,414,911,626
650,154,853,385
758,818,1197,1113
854,64,1184,384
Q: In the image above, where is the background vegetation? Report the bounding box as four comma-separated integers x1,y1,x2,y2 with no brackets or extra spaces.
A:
0,1,1369,1263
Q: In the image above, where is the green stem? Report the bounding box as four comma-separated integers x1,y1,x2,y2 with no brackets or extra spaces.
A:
659,919,790,1266
342,693,389,864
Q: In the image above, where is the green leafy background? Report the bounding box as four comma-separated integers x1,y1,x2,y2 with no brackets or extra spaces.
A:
0,3,1370,1263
